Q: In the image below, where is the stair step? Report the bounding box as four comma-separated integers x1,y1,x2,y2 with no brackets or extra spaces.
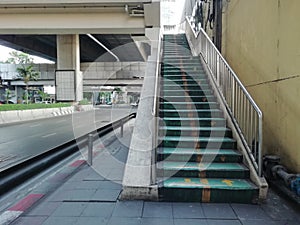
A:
157,162,249,179
160,102,219,110
163,95,217,102
162,66,203,70
157,148,242,163
160,108,221,116
160,96,217,103
163,84,210,91
160,126,232,137
159,136,236,149
159,177,258,203
163,78,208,83
161,117,226,127
163,90,213,96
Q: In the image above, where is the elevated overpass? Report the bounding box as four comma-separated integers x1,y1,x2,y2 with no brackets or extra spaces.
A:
0,0,161,101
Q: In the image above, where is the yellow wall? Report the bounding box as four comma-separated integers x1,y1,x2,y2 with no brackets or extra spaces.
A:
223,0,300,172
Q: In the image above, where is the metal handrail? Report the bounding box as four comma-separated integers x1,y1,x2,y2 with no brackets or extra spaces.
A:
152,31,163,117
186,18,263,176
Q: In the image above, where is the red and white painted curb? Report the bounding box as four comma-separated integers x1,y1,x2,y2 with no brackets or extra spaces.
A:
0,159,86,224
0,194,44,224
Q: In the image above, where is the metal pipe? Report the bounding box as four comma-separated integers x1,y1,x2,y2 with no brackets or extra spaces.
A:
88,133,93,166
87,34,120,62
120,119,124,138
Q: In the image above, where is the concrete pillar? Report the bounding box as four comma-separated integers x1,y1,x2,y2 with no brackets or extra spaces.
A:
56,34,83,102
145,28,161,59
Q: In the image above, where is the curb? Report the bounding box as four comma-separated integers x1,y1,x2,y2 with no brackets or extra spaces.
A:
0,159,86,225
0,129,121,225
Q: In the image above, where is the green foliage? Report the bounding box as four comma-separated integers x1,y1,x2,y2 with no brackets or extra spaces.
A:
16,65,40,84
16,64,40,104
0,103,71,111
3,89,15,104
79,99,90,105
5,51,34,64
38,90,50,101
83,92,93,100
113,87,122,94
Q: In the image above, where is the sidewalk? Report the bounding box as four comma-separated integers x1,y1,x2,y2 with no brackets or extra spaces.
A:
3,121,300,225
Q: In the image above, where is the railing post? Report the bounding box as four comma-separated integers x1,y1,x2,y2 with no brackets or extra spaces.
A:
216,55,220,85
88,133,93,166
258,116,263,176
120,118,124,138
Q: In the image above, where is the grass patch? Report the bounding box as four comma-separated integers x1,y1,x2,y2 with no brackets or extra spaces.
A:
0,103,72,111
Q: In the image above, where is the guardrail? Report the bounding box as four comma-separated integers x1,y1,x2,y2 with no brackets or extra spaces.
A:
0,113,136,195
186,18,263,176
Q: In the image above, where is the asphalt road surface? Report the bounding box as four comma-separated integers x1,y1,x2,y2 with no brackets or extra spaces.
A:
0,106,135,171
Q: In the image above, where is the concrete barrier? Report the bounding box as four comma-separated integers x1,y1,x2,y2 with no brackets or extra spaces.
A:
0,105,93,125
0,111,21,124
17,110,33,121
31,109,45,119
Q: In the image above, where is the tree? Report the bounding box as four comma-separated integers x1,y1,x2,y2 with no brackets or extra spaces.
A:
3,88,14,104
5,51,34,64
38,90,50,101
16,65,40,104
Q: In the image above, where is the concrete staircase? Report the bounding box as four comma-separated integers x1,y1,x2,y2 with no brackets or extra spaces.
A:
157,34,259,203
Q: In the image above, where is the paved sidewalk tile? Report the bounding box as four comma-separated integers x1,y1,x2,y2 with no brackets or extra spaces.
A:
202,204,236,219
240,220,299,225
51,202,87,217
97,181,122,190
172,202,205,219
42,216,78,225
112,201,144,218
81,202,115,218
143,202,173,218
141,218,174,225
26,202,62,216
231,204,271,220
11,216,47,225
174,218,208,225
47,189,95,202
108,217,142,225
207,219,242,225
92,189,121,201
75,217,109,225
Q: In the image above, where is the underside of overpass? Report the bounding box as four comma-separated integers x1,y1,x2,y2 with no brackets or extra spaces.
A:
0,0,161,101
0,34,150,62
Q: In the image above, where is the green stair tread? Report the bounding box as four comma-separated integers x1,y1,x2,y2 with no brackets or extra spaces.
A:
158,161,247,171
159,126,229,131
161,102,218,105
162,117,225,121
158,148,241,155
162,178,257,190
160,109,220,112
159,136,235,142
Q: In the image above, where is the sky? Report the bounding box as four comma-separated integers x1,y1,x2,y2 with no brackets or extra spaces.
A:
0,45,53,64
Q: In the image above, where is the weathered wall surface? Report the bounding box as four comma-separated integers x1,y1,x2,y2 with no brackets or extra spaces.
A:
223,0,300,172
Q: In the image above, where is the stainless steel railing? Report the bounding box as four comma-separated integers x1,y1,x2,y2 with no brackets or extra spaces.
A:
186,18,263,176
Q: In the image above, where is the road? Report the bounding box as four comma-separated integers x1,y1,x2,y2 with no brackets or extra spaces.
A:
0,106,135,171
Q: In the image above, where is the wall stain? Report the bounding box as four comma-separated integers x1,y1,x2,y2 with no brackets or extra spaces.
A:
246,75,300,88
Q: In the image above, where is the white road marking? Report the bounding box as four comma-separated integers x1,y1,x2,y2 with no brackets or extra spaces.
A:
41,133,57,138
56,119,67,123
29,124,40,128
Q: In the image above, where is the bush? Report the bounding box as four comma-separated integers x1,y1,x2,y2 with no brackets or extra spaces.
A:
0,103,71,111
79,99,90,105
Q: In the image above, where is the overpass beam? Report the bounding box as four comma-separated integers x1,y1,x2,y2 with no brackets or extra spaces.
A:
56,34,83,102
